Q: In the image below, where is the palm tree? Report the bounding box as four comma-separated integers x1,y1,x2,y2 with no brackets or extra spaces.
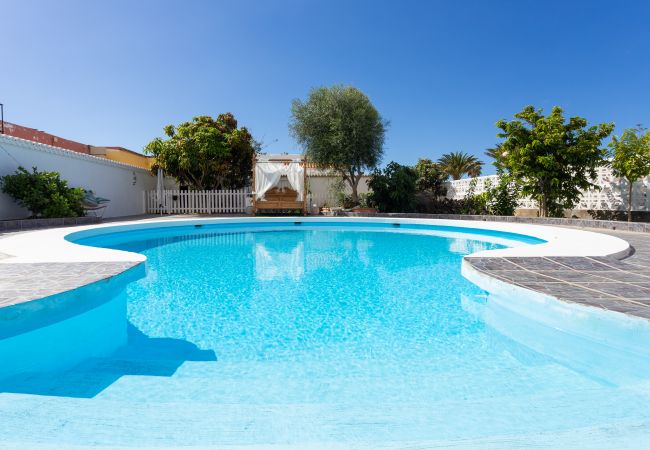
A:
437,151,483,180
485,143,503,161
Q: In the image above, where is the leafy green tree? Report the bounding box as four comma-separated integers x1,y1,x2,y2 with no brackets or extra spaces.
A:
0,166,85,218
437,151,483,180
144,114,257,190
290,85,387,203
414,158,447,197
368,162,418,212
496,105,614,217
608,126,650,222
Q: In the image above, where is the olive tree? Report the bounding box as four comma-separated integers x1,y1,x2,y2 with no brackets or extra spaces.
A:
496,106,614,217
609,126,650,222
290,85,387,203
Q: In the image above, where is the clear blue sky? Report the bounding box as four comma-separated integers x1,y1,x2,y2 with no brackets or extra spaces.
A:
3,0,649,174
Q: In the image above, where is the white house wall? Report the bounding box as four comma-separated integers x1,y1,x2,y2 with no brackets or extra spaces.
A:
0,135,157,219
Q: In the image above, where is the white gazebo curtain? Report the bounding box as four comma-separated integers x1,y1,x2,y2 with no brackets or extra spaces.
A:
285,163,304,201
254,161,305,201
156,167,166,213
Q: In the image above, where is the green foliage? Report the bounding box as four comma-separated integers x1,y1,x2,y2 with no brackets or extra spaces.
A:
608,126,650,221
290,85,387,202
496,105,614,217
144,114,257,190
368,162,418,212
357,193,371,208
336,192,357,209
0,167,85,218
414,158,447,196
487,174,520,216
461,179,489,214
437,151,483,180
459,176,520,216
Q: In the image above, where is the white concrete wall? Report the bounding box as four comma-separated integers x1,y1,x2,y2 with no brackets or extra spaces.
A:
0,134,157,219
308,176,370,207
444,169,650,212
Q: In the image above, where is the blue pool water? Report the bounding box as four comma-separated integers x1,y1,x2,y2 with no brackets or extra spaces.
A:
1,223,650,448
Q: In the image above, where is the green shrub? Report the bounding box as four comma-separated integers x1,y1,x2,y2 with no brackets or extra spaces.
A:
0,167,85,218
414,158,447,197
460,177,519,216
368,162,418,212
486,175,519,216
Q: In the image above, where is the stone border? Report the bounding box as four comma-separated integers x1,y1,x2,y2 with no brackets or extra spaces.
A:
0,216,100,232
342,212,650,233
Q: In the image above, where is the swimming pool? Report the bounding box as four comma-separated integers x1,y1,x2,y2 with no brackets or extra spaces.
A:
1,220,650,449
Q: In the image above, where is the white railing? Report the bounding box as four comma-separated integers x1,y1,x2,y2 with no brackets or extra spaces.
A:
146,188,251,214
444,167,650,211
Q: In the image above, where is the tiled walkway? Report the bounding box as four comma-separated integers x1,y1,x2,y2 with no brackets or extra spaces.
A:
0,262,140,307
466,229,650,319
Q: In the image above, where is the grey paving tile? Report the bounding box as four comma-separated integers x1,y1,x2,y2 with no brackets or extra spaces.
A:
486,270,559,283
569,298,650,315
464,257,520,271
618,257,649,267
0,261,140,307
529,283,623,299
546,257,618,271
623,298,650,306
586,256,640,270
585,271,650,283
504,257,565,270
536,270,607,283
569,282,650,299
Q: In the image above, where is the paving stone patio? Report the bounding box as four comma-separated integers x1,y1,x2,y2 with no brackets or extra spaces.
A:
0,262,140,307
466,229,650,320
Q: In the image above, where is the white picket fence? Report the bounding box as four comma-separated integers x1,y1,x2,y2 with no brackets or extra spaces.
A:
146,188,251,214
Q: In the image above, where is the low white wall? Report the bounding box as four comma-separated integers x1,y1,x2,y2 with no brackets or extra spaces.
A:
445,168,650,212
0,135,157,219
308,176,370,207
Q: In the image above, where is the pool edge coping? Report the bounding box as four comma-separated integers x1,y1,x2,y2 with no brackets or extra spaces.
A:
0,216,643,321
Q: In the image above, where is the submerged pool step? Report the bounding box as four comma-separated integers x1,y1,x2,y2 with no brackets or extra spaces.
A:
2,386,650,448
5,355,600,404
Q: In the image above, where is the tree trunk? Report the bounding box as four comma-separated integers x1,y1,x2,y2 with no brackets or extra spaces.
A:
350,176,359,204
538,179,549,217
538,193,548,218
628,181,633,222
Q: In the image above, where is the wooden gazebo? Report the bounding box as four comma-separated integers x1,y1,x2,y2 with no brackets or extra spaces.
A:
252,154,308,215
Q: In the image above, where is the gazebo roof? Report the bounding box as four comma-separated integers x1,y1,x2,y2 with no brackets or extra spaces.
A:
256,153,305,162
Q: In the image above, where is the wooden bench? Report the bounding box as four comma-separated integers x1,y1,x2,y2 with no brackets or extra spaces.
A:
254,187,305,214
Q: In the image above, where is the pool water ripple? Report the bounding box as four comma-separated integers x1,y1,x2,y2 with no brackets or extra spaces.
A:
1,226,650,448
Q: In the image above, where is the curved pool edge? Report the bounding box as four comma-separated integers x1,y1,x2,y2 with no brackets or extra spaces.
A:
0,216,636,320
0,216,631,264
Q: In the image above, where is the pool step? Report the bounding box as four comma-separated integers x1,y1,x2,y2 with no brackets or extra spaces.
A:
92,359,601,404
1,387,650,448
0,355,603,403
